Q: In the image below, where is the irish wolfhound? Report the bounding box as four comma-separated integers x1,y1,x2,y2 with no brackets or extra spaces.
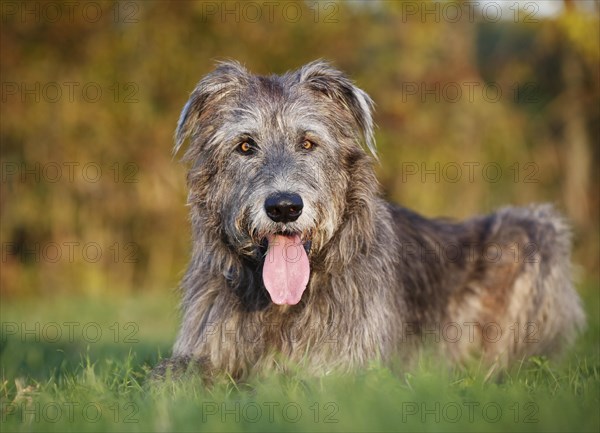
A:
156,60,585,380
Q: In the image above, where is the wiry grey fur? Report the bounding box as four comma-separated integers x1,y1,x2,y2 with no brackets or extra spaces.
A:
154,60,585,380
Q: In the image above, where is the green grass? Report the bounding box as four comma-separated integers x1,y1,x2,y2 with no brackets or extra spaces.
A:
1,284,598,433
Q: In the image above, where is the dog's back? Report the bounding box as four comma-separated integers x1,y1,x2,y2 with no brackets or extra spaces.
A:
389,203,585,366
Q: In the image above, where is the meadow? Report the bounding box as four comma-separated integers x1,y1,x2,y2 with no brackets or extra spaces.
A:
1,280,598,432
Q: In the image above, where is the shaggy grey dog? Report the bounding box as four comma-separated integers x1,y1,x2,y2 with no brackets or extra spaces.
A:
156,60,585,380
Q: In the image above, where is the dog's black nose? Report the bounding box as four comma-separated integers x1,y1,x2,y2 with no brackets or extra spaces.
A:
264,192,303,223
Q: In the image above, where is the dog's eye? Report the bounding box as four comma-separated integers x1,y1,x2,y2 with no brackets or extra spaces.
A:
301,140,315,151
237,141,255,155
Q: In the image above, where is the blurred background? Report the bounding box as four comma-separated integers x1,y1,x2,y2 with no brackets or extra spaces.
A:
1,0,598,302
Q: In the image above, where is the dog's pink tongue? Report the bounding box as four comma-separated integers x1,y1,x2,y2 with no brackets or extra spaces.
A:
263,234,310,305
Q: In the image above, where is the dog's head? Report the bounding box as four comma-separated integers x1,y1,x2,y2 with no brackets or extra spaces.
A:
175,60,377,306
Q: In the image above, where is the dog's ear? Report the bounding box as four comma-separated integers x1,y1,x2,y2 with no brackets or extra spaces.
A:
174,61,250,157
297,60,376,158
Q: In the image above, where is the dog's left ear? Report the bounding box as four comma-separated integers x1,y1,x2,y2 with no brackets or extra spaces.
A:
297,60,376,158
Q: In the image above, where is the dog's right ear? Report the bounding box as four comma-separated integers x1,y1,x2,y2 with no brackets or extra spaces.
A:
174,61,250,158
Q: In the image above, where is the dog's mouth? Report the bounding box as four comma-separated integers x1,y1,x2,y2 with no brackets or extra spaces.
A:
261,231,312,306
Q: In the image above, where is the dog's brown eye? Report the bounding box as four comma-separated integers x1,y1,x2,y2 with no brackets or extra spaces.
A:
301,140,315,150
238,141,253,154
